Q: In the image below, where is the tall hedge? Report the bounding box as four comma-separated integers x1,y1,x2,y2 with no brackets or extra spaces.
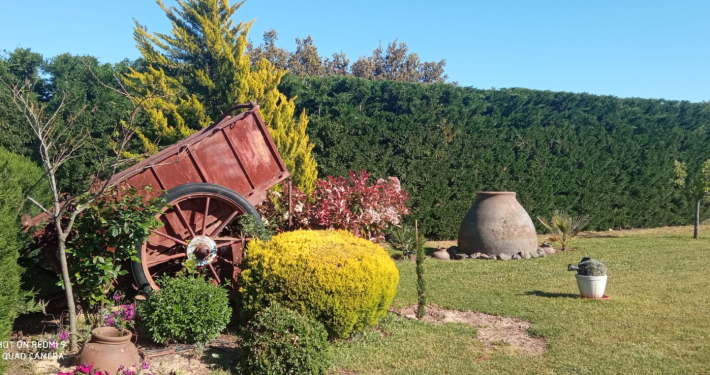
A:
280,75,710,238
0,147,50,374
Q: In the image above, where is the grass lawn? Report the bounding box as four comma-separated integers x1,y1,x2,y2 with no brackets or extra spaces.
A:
330,225,710,375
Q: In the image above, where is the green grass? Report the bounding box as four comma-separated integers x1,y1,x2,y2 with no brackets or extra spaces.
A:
330,228,710,375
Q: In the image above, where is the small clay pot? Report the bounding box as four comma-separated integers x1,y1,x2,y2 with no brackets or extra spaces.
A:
79,327,141,374
432,248,451,260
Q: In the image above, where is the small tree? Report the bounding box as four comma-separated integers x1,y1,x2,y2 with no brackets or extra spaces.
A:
415,220,426,319
0,66,159,350
537,211,590,251
674,159,710,239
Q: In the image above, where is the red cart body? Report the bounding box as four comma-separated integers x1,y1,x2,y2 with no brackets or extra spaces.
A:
32,103,289,294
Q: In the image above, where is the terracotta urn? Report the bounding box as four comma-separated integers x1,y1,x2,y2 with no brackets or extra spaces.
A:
431,247,451,260
79,327,141,374
458,192,537,257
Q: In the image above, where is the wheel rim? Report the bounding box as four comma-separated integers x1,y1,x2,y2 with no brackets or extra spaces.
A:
141,192,250,293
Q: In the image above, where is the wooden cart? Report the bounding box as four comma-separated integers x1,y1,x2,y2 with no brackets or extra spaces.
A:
37,102,289,295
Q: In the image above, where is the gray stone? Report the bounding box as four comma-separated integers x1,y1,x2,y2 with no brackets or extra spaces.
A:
511,253,521,260
521,252,532,259
470,252,482,259
498,253,512,261
543,246,556,255
529,251,539,258
537,249,547,258
454,253,469,260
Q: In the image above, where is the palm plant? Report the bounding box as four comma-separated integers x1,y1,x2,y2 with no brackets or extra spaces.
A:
387,225,425,260
537,210,591,251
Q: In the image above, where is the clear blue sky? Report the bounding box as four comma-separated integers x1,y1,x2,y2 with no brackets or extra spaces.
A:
2,0,709,102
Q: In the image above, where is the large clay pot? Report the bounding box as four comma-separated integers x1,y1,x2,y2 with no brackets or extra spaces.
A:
458,191,537,257
79,327,141,374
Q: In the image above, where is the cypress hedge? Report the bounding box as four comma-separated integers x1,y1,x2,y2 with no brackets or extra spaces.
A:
0,147,51,374
280,75,710,238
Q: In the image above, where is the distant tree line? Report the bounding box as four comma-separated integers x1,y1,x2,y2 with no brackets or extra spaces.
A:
279,75,710,238
249,30,448,83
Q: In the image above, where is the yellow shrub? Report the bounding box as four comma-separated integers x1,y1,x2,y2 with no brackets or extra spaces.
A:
239,230,399,338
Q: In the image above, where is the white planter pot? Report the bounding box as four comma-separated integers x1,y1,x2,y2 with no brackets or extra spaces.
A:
575,274,607,299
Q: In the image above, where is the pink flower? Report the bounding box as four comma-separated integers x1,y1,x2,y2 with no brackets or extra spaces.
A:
58,331,69,341
77,362,94,374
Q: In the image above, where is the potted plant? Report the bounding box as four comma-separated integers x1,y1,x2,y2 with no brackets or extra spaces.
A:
568,257,607,299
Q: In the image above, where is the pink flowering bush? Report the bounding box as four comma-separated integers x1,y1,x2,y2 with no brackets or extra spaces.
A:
31,331,69,357
102,294,137,337
57,361,152,375
259,170,410,242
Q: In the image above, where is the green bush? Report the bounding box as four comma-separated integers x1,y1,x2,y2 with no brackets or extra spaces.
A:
138,275,231,344
239,230,400,338
237,303,330,375
0,147,51,375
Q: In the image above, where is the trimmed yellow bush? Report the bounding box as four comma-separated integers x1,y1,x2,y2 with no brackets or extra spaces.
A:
239,230,399,338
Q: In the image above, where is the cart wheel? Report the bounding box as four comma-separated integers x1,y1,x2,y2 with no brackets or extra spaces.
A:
131,183,260,296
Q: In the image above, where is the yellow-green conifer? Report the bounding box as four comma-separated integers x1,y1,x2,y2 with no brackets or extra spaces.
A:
126,0,317,194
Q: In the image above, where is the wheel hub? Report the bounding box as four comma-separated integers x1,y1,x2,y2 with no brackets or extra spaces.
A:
187,235,217,266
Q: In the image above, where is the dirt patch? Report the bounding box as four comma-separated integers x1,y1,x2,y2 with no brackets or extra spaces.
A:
393,305,546,356
6,336,238,375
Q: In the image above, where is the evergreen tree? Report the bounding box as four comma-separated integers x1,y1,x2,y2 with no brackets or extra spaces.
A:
288,36,326,77
0,148,52,373
675,159,710,238
129,0,318,193
249,33,448,83
248,29,290,71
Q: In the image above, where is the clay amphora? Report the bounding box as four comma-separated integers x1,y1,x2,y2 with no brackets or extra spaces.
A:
431,248,451,260
458,192,537,257
79,327,141,374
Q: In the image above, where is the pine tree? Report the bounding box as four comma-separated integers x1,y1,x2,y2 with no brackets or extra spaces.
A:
127,0,317,193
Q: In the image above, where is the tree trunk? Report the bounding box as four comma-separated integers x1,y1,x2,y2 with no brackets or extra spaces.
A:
693,198,703,240
56,227,78,351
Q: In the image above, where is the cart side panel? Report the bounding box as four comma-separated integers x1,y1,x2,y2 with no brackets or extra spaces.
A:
223,114,284,191
152,154,206,190
123,168,163,200
190,130,253,194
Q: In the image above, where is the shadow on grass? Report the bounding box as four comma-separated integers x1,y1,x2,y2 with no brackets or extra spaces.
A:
524,290,580,299
424,247,438,256
578,232,622,239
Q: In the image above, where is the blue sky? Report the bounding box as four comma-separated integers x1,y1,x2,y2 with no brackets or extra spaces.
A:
1,0,708,102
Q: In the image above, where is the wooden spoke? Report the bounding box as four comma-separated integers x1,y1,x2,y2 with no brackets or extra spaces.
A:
150,229,188,246
173,202,196,238
146,253,186,267
207,263,221,284
210,210,240,237
214,236,246,247
201,197,210,234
